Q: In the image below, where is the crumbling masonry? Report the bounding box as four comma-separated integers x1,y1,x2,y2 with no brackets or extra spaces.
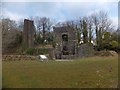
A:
53,26,78,59
23,19,35,49
53,26,94,59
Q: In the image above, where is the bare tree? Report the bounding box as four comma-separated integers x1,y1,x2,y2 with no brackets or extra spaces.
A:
78,17,88,44
87,16,94,44
91,11,113,49
34,17,53,44
2,18,22,54
17,19,24,31
91,12,99,46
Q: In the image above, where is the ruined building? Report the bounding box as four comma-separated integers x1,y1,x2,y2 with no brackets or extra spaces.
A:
53,26,94,59
22,19,94,58
23,19,35,49
53,26,78,59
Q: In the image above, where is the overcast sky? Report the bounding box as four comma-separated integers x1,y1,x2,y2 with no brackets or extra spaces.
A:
1,0,119,28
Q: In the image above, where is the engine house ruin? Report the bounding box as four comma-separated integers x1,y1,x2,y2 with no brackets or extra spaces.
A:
53,26,78,59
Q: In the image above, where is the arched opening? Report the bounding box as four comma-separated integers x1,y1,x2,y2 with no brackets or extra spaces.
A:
62,34,68,41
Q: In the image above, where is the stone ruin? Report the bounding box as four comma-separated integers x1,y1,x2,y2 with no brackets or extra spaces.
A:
22,19,94,59
23,19,35,49
53,26,78,59
53,26,94,59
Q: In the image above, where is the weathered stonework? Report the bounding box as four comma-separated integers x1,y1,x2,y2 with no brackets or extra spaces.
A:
23,19,35,49
2,55,36,61
53,26,78,59
78,43,94,57
53,26,95,59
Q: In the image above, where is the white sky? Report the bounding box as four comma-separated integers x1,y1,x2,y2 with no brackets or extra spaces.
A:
1,0,119,29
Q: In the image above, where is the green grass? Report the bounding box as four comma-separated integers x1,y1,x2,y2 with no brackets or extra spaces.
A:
2,56,118,88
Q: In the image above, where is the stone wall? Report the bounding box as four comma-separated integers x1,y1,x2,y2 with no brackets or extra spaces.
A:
77,43,95,57
2,55,36,61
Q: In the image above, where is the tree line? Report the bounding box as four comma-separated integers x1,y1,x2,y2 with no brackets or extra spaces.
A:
1,10,120,54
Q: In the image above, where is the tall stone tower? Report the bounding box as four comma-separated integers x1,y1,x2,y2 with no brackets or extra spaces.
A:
23,19,35,49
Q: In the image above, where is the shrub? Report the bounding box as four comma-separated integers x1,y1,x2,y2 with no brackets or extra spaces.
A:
37,48,49,55
110,40,118,49
94,50,112,56
25,48,49,55
25,48,36,55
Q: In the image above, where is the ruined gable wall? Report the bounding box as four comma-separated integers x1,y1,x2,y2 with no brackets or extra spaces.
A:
54,26,78,56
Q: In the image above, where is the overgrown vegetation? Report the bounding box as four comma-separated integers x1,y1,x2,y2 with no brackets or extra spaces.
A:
94,50,112,56
25,48,49,55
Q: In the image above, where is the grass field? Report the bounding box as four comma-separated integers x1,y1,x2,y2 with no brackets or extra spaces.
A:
2,56,118,88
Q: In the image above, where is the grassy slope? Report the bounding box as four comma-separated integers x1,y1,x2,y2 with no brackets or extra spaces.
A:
2,56,118,88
